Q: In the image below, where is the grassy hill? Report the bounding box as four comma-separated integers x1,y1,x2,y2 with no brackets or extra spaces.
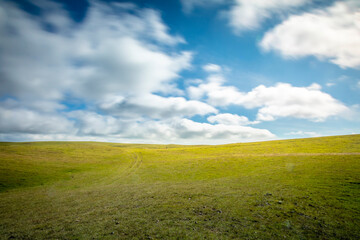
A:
0,135,359,239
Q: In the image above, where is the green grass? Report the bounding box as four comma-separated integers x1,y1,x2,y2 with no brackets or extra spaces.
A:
0,135,359,239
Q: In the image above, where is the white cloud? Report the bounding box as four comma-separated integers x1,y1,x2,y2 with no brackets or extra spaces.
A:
0,0,191,104
74,37,192,98
207,113,253,125
181,0,310,33
285,131,319,137
238,83,348,122
171,118,275,144
188,72,348,122
80,1,185,46
1,0,353,144
66,4,192,98
0,106,75,134
139,8,185,45
188,81,243,106
99,94,218,119
43,112,274,144
260,1,360,69
1,98,66,113
227,0,309,33
0,0,221,141
0,2,72,102
0,106,274,144
68,111,124,136
203,63,222,73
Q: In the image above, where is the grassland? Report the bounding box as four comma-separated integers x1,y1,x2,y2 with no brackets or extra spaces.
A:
0,135,359,239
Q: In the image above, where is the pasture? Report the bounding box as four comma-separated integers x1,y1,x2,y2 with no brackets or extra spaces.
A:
0,135,359,239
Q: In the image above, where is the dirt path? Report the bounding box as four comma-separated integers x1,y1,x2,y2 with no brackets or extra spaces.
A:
125,152,143,176
105,151,143,185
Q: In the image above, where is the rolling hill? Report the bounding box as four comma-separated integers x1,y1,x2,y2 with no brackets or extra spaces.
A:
0,135,359,239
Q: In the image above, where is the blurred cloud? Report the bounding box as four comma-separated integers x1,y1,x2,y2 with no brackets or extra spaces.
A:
98,94,218,119
0,0,356,144
0,105,75,134
171,118,274,143
0,116,275,144
285,131,319,137
207,113,255,125
203,63,222,73
0,0,277,143
226,0,310,33
188,72,349,122
0,0,191,104
261,1,360,69
181,0,310,33
235,83,348,122
326,83,336,87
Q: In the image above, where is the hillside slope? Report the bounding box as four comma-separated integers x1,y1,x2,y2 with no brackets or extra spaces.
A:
0,135,359,239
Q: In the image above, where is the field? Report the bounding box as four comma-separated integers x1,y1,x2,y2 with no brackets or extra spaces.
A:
0,135,359,239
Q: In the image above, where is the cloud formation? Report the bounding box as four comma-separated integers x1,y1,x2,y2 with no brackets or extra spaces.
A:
0,0,355,144
0,0,192,103
227,0,310,33
248,83,348,121
171,118,274,143
203,63,222,73
0,105,75,134
285,131,319,137
207,113,253,125
99,94,218,119
260,1,360,69
188,73,348,122
0,0,277,144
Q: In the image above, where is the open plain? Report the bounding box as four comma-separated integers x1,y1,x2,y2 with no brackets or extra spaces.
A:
0,135,359,239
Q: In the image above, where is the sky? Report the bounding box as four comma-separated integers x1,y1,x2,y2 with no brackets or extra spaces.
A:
0,0,359,144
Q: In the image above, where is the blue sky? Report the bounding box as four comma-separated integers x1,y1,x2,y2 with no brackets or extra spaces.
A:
0,0,359,144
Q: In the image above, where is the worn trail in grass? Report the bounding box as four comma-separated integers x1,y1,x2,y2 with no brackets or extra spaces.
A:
0,135,359,239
